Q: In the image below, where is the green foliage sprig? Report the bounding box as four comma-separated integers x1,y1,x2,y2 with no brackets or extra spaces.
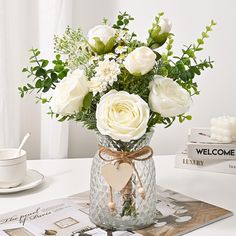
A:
19,49,69,98
113,12,134,30
158,20,216,96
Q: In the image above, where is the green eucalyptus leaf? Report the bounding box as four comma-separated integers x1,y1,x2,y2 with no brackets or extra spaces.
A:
35,79,43,88
186,115,192,120
36,68,46,77
117,20,123,26
154,51,162,61
197,38,204,45
51,72,58,81
44,78,52,87
54,65,64,72
41,60,49,67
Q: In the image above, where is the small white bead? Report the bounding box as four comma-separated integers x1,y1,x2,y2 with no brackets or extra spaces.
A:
108,202,116,210
138,187,145,194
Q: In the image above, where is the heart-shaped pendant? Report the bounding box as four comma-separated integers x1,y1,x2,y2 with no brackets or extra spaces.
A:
101,163,133,191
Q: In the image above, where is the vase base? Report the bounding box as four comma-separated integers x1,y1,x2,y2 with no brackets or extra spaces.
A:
90,216,155,231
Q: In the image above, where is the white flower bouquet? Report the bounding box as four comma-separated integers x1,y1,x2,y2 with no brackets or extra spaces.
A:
20,12,216,230
20,12,216,143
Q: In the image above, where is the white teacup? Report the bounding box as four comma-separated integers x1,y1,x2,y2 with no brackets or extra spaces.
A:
0,149,27,188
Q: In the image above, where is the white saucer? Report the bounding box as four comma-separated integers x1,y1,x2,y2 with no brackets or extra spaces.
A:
0,169,44,194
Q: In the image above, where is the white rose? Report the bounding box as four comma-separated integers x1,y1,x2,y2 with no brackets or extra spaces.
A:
88,25,116,54
159,18,172,35
96,90,150,142
50,69,89,115
124,46,156,75
149,76,191,117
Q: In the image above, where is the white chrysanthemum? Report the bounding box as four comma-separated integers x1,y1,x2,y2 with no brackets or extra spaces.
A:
104,53,117,60
116,30,132,43
87,56,100,66
115,46,128,54
95,59,120,85
88,77,107,95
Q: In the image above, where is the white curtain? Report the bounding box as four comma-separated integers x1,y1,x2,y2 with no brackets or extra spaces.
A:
0,0,116,159
38,0,72,159
0,0,72,159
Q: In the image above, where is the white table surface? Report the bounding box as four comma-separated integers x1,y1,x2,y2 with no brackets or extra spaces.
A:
0,155,235,235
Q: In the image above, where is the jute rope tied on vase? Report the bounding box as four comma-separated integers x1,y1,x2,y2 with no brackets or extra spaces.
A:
98,146,153,212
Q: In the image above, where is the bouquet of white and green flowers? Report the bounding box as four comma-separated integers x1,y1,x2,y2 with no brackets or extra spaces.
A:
20,12,216,143
20,12,216,230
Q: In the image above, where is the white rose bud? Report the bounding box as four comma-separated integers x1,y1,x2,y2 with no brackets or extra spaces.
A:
149,76,191,117
50,69,89,115
159,18,172,35
96,90,150,142
148,18,172,49
124,46,156,75
88,25,116,54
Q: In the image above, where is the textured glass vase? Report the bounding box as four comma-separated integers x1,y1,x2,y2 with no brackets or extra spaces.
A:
89,131,156,230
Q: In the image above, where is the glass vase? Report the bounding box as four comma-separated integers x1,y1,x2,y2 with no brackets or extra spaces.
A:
89,131,156,230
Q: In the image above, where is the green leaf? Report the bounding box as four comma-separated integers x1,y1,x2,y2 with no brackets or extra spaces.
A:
44,78,52,87
54,65,64,72
51,72,58,81
117,20,123,26
23,86,28,91
42,86,50,93
178,116,184,123
202,32,209,38
124,19,129,25
154,51,162,61
83,92,93,110
197,38,204,45
58,70,68,79
34,50,40,56
27,83,34,89
32,66,40,71
41,98,48,104
186,115,192,120
22,68,28,72
192,67,201,75
182,57,191,66
58,116,68,122
56,54,61,60
41,60,49,67
176,62,185,72
35,79,43,88
195,47,203,51
36,68,46,77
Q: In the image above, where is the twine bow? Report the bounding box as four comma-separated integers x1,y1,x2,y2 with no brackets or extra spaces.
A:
99,146,153,164
99,146,153,212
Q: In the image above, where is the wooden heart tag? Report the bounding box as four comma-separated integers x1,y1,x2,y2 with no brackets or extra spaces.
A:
101,163,133,191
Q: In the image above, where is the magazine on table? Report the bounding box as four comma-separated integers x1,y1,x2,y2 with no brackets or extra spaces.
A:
0,186,232,236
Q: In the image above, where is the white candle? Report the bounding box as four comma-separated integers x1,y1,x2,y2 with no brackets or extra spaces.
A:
229,117,236,141
210,116,236,143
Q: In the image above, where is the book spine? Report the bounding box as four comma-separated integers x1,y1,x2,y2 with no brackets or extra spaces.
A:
175,154,236,174
187,143,236,160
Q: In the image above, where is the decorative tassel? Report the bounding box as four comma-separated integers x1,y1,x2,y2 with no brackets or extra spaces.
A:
108,186,116,212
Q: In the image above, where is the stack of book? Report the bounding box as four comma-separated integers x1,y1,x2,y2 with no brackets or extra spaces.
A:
175,128,236,174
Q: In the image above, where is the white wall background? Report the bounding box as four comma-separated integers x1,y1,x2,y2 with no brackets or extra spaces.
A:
69,0,236,157
2,0,236,158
